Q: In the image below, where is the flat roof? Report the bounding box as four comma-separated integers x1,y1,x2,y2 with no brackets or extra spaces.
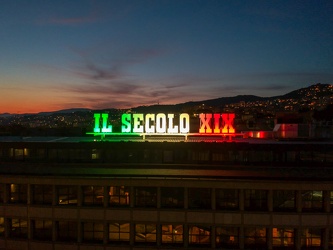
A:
0,136,332,145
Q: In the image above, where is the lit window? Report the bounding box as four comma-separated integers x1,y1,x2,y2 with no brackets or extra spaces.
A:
135,224,156,244
189,225,211,246
9,184,27,204
109,223,130,243
272,228,295,248
0,217,4,237
301,190,323,212
109,186,130,207
161,224,183,245
244,227,267,248
301,228,323,248
216,227,239,249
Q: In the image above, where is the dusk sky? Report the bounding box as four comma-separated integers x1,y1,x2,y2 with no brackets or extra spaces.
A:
1,0,332,114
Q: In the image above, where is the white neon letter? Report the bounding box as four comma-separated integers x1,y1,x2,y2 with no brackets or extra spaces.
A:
156,113,166,133
167,114,178,133
145,114,155,133
179,113,190,133
133,114,144,133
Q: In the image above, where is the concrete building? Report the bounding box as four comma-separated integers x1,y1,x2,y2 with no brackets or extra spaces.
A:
0,136,332,250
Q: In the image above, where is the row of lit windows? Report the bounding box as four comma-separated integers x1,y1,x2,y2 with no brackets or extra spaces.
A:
1,184,333,212
1,147,333,164
0,218,332,249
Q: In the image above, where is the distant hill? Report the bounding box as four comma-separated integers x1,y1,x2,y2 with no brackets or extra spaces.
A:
1,83,332,116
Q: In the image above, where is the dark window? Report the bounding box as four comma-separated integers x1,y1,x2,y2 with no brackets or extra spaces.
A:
244,190,268,211
189,225,211,246
10,218,28,239
135,224,156,244
273,190,295,212
109,223,130,243
161,224,183,245
0,184,3,203
32,185,53,205
161,187,184,209
272,228,295,249
109,186,130,207
82,186,104,206
134,187,157,208
33,220,52,241
329,228,333,248
9,184,27,204
57,221,77,242
301,191,323,212
216,227,239,249
82,222,104,243
216,189,239,210
244,227,267,249
188,188,211,209
57,186,78,205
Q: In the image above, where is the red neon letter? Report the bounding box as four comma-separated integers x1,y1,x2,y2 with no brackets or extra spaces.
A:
221,113,235,133
199,113,212,133
213,113,221,133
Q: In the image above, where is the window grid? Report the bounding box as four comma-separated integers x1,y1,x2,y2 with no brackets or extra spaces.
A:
57,186,78,205
216,189,239,210
301,190,323,212
9,184,27,204
134,187,157,208
109,186,130,207
57,221,77,242
82,186,104,206
161,224,183,245
33,184,53,205
33,220,52,241
109,223,130,243
10,218,28,239
82,222,104,243
216,227,239,249
135,224,157,244
244,190,268,211
189,225,211,245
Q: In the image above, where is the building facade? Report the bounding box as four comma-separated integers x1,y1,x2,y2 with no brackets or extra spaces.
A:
0,137,333,250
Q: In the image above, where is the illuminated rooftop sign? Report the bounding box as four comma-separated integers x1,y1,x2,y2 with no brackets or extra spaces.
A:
88,112,236,140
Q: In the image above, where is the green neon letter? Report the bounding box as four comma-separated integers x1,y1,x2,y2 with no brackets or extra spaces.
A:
94,113,101,133
121,114,132,133
101,113,112,133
